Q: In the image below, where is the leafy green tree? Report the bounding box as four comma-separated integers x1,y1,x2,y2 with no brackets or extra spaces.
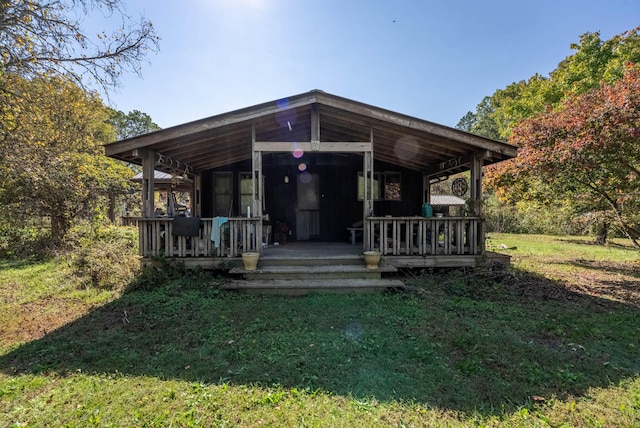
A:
455,111,475,133
552,27,640,94
490,74,564,139
108,108,161,140
486,66,640,246
0,0,159,94
106,108,162,219
0,74,133,245
456,96,502,140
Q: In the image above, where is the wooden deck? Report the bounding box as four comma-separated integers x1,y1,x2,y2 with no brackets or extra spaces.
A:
138,241,506,269
131,217,509,289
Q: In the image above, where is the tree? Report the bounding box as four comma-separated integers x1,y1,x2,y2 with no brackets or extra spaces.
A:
0,74,133,245
456,96,502,140
486,65,640,246
108,108,161,140
0,0,159,94
105,108,162,219
552,27,640,94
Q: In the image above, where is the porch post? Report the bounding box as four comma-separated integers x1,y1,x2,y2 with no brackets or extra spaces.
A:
251,124,263,252
470,151,483,216
423,175,431,205
140,149,155,218
193,174,202,217
470,150,484,253
363,127,374,250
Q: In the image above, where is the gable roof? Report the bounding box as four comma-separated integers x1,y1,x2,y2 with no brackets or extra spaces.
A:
104,90,517,176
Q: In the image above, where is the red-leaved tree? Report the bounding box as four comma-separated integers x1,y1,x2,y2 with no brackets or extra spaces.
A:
486,65,640,246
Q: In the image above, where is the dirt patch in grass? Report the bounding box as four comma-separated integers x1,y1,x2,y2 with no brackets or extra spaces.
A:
1,296,93,349
499,256,640,308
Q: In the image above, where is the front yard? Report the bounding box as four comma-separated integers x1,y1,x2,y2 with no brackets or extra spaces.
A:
1,234,639,426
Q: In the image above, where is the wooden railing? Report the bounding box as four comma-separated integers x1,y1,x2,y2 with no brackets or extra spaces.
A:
135,217,263,258
132,216,483,259
365,216,484,256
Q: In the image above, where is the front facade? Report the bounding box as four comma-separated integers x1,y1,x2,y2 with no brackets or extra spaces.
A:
105,90,517,268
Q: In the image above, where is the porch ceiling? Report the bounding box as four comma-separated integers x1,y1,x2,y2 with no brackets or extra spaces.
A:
104,90,517,176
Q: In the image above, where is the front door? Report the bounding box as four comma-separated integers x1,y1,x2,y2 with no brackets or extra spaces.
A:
296,173,320,240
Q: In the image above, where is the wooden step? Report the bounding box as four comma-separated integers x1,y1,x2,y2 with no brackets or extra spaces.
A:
259,256,364,267
223,278,406,295
230,264,397,280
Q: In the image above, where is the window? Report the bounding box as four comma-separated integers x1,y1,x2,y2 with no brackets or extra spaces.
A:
239,173,253,216
213,172,232,216
358,171,401,201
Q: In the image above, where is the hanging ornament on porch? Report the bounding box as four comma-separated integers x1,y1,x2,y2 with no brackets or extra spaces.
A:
171,172,179,188
451,177,468,196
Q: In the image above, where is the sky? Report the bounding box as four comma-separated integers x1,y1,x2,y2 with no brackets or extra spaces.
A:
95,0,640,130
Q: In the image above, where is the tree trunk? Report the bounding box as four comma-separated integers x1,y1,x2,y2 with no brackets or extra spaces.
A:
620,225,640,249
594,222,609,245
108,192,116,223
50,215,70,246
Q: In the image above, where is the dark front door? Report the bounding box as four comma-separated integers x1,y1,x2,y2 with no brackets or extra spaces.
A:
296,173,320,240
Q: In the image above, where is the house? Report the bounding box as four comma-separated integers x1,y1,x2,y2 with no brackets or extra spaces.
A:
105,90,517,271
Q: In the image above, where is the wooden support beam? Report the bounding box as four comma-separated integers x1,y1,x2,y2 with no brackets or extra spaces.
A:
423,154,472,178
141,149,155,218
193,174,202,217
253,141,372,153
470,150,485,253
311,104,320,147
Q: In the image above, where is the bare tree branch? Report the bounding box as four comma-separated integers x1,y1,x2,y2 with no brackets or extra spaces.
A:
0,0,159,96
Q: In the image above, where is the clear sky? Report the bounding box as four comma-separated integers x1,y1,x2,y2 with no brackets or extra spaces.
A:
100,0,640,130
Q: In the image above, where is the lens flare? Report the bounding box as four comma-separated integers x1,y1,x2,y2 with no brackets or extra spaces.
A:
276,98,297,128
292,143,304,159
299,171,312,184
298,163,307,171
276,98,289,109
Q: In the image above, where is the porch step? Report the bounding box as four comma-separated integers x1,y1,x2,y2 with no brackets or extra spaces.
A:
229,264,397,280
258,256,364,267
223,278,406,295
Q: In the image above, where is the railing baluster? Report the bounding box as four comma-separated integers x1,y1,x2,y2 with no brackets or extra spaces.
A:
365,216,483,257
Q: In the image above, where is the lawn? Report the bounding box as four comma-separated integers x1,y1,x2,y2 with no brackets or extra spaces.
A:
1,234,639,427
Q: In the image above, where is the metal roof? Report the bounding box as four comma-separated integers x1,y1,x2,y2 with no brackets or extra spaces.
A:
104,90,517,176
430,195,466,206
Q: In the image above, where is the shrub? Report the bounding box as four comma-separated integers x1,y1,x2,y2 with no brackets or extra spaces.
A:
70,223,139,291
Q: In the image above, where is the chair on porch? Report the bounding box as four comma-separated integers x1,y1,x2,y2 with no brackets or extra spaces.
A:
347,220,363,245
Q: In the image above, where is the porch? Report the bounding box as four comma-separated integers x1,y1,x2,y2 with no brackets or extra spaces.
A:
134,216,490,269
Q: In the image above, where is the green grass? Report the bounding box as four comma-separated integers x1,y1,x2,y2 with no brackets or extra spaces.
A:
1,234,639,426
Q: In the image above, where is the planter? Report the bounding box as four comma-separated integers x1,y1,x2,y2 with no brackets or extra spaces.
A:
363,251,382,269
241,252,260,271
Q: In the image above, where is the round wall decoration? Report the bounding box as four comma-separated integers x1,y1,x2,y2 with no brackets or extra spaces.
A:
451,177,468,196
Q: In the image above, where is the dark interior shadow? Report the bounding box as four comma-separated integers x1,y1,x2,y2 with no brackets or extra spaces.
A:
1,268,639,416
